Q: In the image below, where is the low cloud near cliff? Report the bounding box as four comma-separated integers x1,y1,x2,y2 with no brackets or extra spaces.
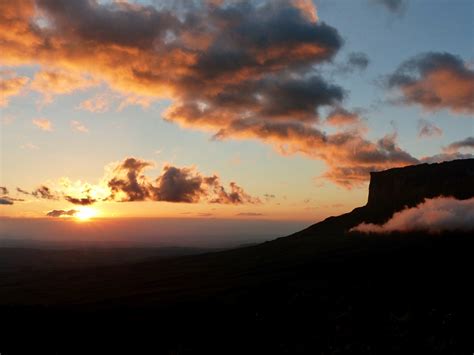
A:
352,196,474,234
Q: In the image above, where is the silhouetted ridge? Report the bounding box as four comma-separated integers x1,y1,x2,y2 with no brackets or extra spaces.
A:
367,159,474,217
293,159,474,238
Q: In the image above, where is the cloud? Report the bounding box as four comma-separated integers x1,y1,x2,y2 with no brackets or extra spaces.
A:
17,185,59,200
418,137,474,163
0,198,14,205
20,142,39,150
215,122,418,188
46,209,78,218
335,52,370,74
71,120,88,133
0,0,418,187
78,93,111,113
64,195,96,206
370,0,407,14
387,52,474,115
417,119,443,138
443,137,474,153
237,212,264,216
107,157,259,204
0,70,29,107
326,107,364,127
351,196,474,234
0,187,25,205
32,118,53,131
30,69,99,104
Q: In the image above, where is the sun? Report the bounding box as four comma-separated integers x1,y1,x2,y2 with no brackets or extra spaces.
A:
74,207,98,221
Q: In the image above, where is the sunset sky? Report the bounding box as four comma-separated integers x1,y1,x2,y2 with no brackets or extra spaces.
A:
1,0,473,244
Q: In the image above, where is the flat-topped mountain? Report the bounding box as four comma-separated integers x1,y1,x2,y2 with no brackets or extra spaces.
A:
367,159,474,217
292,159,474,238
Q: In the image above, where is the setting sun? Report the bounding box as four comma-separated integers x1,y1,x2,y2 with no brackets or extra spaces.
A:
74,207,98,221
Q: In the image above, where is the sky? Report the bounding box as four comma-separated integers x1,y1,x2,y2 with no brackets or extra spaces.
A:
0,0,473,245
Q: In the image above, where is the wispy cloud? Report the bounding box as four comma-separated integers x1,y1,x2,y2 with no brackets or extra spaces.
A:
417,119,443,138
32,118,53,131
71,120,88,133
0,70,29,107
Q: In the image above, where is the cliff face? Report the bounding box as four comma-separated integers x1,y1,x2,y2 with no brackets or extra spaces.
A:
366,159,474,219
293,159,474,237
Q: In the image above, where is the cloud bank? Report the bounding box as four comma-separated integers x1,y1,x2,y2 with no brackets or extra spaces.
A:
352,196,474,234
12,157,259,206
0,0,425,187
107,158,259,204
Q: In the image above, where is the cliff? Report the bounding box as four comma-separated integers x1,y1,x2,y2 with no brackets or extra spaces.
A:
366,159,474,219
293,159,474,237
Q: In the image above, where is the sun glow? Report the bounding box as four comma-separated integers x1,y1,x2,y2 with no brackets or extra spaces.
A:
74,207,98,221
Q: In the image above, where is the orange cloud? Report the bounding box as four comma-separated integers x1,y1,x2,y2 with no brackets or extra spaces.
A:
30,69,99,104
78,93,110,113
32,118,53,131
388,52,474,115
0,70,29,107
0,0,425,187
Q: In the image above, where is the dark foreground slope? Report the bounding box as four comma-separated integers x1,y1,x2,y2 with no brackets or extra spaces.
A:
1,160,473,355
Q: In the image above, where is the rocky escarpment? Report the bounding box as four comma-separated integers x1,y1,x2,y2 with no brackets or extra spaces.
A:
366,159,474,219
293,159,474,237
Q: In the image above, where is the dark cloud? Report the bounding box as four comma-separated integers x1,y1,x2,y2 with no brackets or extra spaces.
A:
0,187,25,205
264,194,276,201
0,198,14,205
207,178,261,204
107,158,258,204
166,75,345,127
420,152,474,164
444,137,474,153
334,52,370,74
64,196,97,206
371,0,407,14
36,0,179,48
0,0,420,187
46,209,78,218
17,185,59,200
417,119,443,138
108,158,154,202
420,137,474,163
387,52,474,115
156,166,205,203
16,187,30,195
347,52,370,71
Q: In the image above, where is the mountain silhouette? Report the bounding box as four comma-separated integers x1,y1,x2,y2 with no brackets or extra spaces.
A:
0,159,473,354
